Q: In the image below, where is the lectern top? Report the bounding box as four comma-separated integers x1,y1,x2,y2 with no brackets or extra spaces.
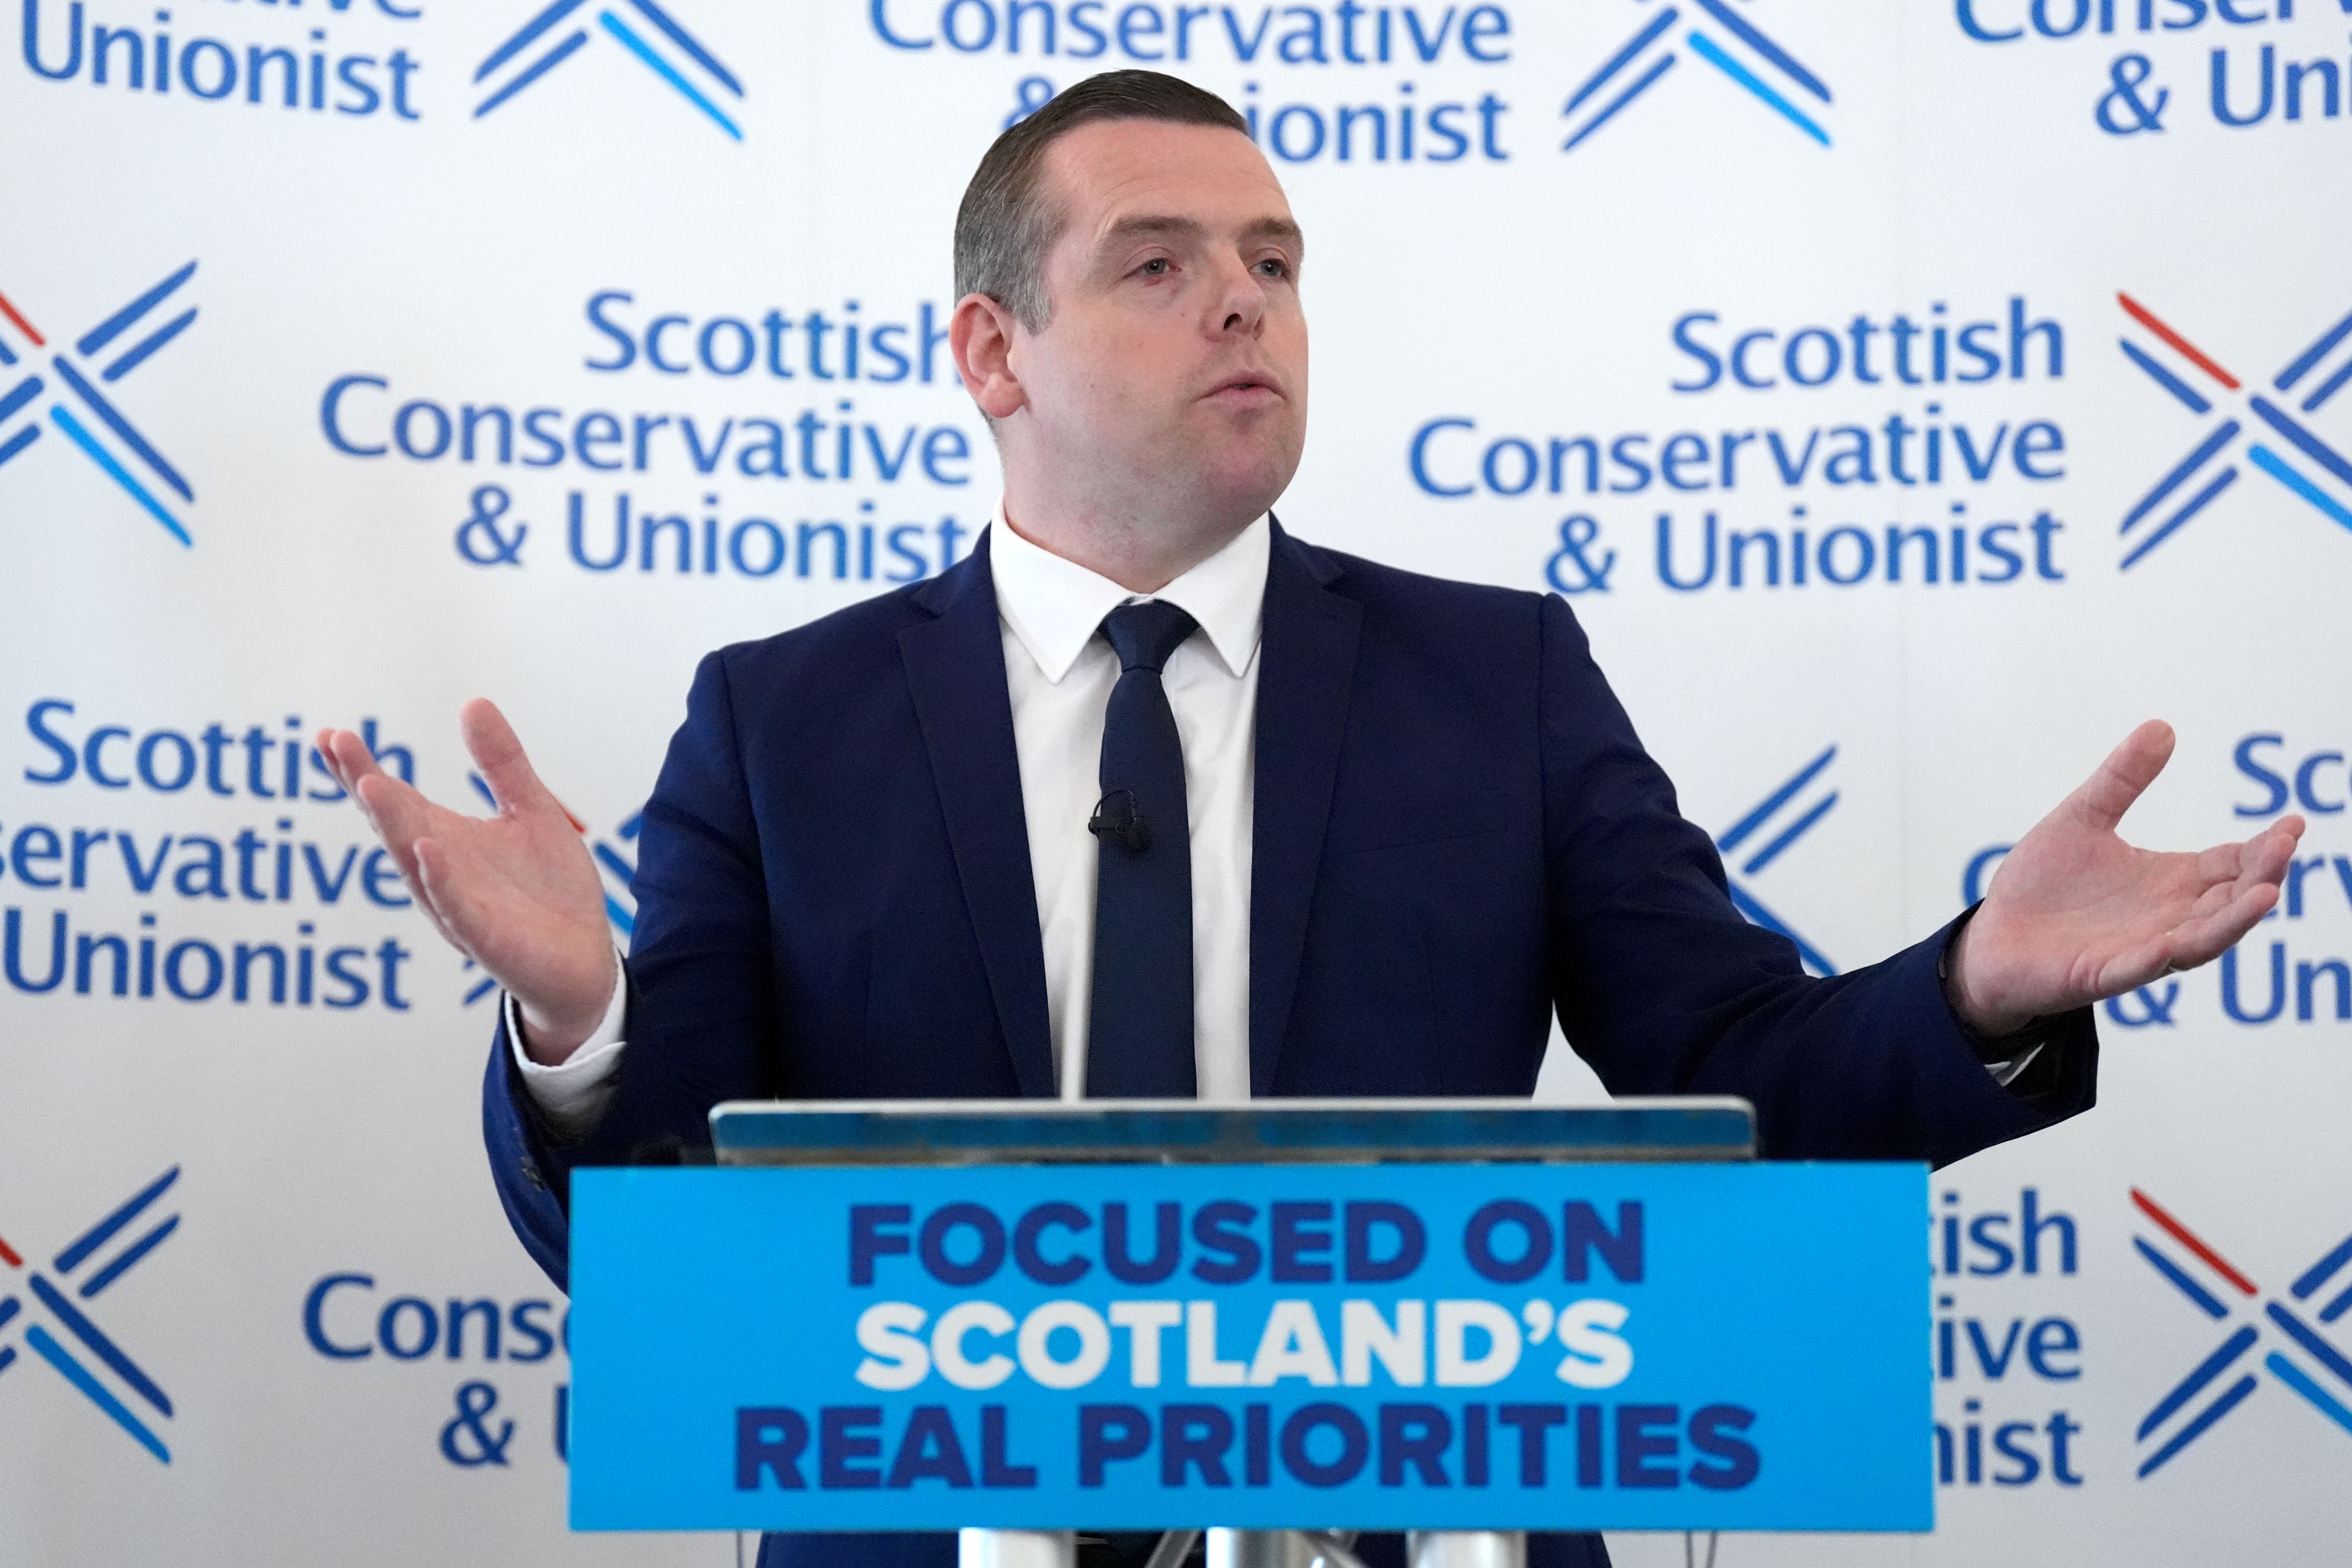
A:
707,1096,1755,1166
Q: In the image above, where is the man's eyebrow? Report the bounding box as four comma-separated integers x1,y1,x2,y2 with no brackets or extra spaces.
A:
1241,217,1304,251
1094,214,1304,250
1099,214,1206,244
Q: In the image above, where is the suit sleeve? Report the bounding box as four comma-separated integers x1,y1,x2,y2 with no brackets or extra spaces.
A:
1535,594,2095,1166
483,648,781,1288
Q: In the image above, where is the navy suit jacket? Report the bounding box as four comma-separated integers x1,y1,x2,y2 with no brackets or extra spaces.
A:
482,522,2094,1568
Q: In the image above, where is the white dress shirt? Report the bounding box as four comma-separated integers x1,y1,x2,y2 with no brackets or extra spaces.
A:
513,510,1269,1137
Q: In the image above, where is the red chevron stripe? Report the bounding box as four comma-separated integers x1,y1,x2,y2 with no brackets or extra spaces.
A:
0,289,44,348
2119,292,2240,390
2133,1187,2258,1297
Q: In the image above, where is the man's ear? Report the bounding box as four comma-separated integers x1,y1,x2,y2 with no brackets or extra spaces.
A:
951,292,1029,421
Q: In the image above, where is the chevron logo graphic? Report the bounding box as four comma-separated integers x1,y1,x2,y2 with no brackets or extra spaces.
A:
1716,745,1840,977
2130,1186,2352,1478
474,0,746,139
0,1167,182,1464
1562,0,1834,154
0,262,200,546
2114,293,2352,570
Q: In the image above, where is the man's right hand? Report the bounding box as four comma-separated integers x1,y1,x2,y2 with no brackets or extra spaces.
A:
318,699,619,1065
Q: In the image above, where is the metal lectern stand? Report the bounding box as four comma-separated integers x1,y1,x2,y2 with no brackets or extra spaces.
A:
710,1097,1759,1568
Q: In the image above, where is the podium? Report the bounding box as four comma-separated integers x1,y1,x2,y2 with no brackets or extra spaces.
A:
567,1098,1930,1564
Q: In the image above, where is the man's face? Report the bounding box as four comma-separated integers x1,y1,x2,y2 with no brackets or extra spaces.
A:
1006,118,1308,529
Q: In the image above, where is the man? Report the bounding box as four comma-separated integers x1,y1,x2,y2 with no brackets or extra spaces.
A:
319,71,2302,1568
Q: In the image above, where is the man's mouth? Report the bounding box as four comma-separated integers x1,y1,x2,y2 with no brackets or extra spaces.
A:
1206,374,1281,403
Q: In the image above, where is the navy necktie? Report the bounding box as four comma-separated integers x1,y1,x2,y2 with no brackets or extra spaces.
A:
1086,600,1200,1099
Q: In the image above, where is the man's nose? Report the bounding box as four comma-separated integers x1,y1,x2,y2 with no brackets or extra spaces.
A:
1206,257,1267,337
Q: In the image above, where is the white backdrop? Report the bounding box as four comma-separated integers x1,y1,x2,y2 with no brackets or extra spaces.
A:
3,1,2349,1563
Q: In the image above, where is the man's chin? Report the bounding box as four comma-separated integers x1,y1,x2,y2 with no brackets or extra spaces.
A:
1177,439,1299,520
1183,468,1293,530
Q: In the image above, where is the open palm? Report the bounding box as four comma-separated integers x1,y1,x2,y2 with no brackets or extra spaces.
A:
1949,721,2305,1034
318,700,617,1062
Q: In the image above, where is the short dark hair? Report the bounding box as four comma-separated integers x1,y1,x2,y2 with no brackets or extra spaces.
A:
954,70,1250,330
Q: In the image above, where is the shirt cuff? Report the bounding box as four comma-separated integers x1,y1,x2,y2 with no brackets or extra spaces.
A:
506,958,628,1142
1982,1040,2046,1088
1935,908,2057,1089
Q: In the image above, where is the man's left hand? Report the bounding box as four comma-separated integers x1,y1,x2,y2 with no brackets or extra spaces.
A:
1947,720,2305,1037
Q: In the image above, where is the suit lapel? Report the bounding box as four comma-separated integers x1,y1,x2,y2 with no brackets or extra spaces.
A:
899,531,1058,1098
1248,521,1362,1094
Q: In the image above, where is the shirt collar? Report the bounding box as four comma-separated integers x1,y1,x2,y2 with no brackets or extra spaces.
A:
988,503,1269,684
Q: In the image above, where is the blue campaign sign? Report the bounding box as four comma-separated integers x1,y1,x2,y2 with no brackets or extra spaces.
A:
569,1162,1929,1533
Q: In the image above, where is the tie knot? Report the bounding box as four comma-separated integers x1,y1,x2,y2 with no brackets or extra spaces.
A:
1102,600,1198,674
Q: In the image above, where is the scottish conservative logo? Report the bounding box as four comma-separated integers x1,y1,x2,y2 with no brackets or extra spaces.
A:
0,1166,181,1464
18,0,742,135
2113,292,2352,570
472,0,746,138
1714,746,1841,977
2128,1186,2352,1478
1560,0,1833,153
0,263,199,546
1954,0,2351,141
